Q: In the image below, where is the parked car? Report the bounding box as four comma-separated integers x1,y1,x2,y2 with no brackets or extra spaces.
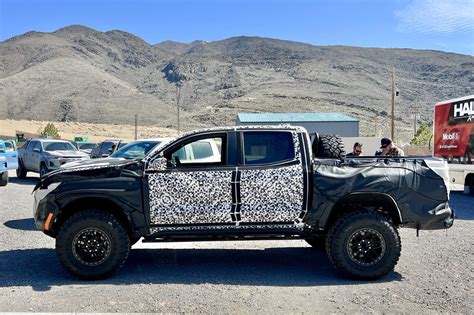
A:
0,155,7,186
90,140,127,158
17,138,90,178
0,140,18,170
76,142,98,155
110,138,172,159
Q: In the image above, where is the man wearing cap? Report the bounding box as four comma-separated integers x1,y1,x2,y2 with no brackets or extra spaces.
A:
379,138,404,156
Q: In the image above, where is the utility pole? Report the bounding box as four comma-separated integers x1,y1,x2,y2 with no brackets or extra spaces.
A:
391,67,395,140
134,114,138,140
176,81,182,136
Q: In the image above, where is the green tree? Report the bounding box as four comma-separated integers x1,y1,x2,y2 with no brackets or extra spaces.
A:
37,123,61,139
410,122,432,145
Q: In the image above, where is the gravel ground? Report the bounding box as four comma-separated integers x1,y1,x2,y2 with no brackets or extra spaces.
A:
0,170,472,313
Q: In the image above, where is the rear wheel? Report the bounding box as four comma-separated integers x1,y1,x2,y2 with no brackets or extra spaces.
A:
326,211,401,280
16,162,27,179
0,171,8,186
56,209,131,279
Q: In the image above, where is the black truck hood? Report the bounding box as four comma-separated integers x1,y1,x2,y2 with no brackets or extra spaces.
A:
35,158,140,190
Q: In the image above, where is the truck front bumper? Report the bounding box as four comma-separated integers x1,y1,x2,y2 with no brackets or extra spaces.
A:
33,184,60,232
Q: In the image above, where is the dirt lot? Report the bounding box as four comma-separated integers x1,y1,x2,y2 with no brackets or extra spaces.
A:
0,170,472,313
0,119,177,142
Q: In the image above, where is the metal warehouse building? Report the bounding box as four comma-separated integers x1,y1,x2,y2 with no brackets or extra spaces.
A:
236,112,359,136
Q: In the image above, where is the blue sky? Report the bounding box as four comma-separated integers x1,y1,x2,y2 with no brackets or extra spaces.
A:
0,0,473,55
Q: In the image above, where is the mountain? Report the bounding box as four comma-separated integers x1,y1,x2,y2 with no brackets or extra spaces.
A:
1,25,473,140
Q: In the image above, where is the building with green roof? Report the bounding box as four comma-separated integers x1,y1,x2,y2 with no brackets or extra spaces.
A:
236,112,359,136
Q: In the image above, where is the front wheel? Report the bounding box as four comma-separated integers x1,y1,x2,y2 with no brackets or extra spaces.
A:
56,209,131,279
326,211,401,280
16,162,27,179
39,164,49,178
0,171,8,186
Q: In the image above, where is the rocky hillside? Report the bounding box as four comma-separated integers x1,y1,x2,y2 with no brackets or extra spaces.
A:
1,25,473,140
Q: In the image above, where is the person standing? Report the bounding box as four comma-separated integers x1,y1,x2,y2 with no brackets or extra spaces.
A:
379,138,404,156
346,142,363,157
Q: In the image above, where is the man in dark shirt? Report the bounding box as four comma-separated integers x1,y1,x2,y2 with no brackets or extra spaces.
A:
346,142,363,157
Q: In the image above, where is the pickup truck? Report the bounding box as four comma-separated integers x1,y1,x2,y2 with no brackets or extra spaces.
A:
17,139,90,178
33,126,454,280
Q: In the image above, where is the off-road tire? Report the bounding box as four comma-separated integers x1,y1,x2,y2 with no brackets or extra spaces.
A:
0,171,8,186
16,161,27,179
326,211,401,280
315,134,346,159
56,209,131,279
305,235,326,251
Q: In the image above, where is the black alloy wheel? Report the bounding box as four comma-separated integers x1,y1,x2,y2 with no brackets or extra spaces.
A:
56,209,130,279
72,228,112,266
326,210,400,280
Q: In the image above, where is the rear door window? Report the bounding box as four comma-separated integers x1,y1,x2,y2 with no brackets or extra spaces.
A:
243,131,295,165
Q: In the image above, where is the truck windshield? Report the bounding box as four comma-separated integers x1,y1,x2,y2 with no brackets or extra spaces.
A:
43,142,77,151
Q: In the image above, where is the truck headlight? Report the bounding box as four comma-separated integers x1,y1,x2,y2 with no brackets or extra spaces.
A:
49,159,61,167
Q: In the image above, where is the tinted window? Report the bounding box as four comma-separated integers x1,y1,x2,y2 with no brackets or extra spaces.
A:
101,142,115,153
78,143,97,150
243,132,295,165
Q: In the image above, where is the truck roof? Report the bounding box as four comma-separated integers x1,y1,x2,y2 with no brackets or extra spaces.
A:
435,95,474,106
181,124,307,136
30,138,73,143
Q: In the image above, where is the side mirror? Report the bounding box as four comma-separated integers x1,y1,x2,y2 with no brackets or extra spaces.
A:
147,157,168,171
33,148,41,153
